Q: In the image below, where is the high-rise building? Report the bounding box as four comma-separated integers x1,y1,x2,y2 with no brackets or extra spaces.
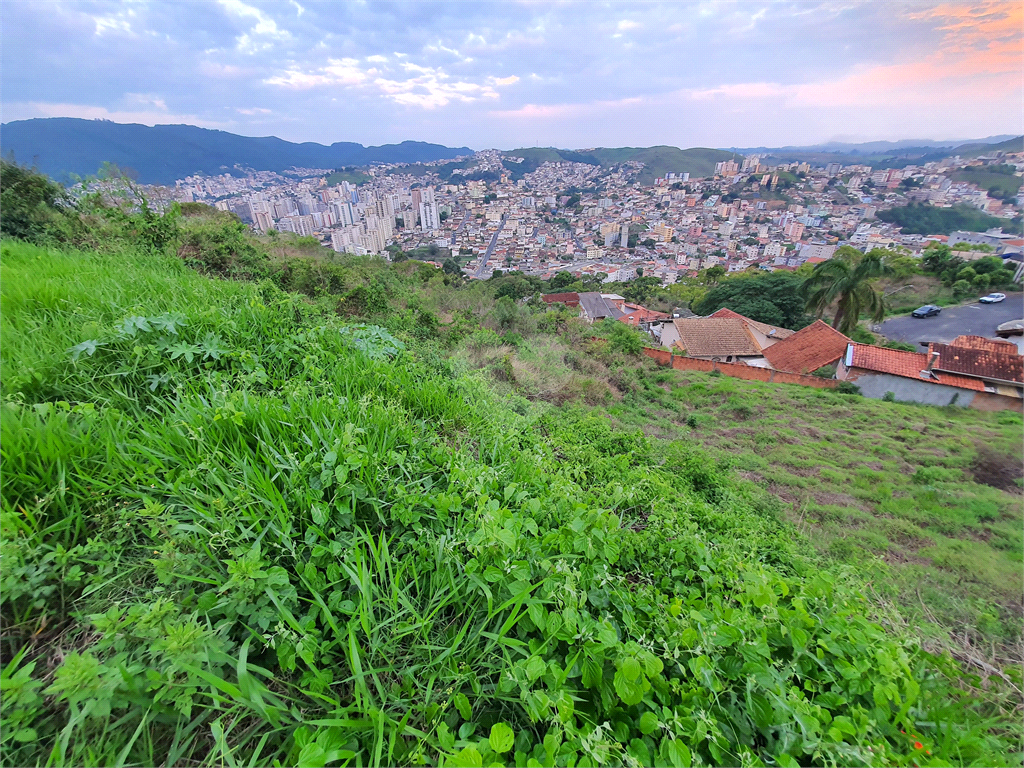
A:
419,186,439,232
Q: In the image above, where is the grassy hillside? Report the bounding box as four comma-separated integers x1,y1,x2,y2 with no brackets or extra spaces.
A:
877,203,1011,235
949,166,1023,199
1,170,1022,765
497,146,739,184
588,147,739,184
4,240,1020,767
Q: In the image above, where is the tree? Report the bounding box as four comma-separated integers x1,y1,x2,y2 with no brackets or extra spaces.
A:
952,279,972,298
693,271,812,329
702,265,726,285
442,258,463,276
641,238,656,248
636,267,643,277
801,250,891,334
550,271,575,290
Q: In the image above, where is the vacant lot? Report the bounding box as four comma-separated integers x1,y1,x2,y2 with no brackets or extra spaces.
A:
606,367,1024,664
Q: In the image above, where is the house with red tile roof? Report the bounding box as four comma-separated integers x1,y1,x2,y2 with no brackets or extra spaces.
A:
762,320,850,374
658,308,794,366
618,305,670,331
837,338,1022,411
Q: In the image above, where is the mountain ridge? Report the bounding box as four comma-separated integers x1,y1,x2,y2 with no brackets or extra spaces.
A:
0,118,474,185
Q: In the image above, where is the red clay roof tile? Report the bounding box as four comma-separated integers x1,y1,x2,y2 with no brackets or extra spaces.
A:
763,320,850,374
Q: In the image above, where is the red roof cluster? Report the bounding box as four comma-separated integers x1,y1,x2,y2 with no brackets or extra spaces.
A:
618,306,670,327
846,343,984,391
763,320,850,374
928,335,1023,384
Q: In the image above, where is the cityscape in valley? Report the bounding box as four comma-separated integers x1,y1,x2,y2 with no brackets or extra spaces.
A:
167,140,1024,285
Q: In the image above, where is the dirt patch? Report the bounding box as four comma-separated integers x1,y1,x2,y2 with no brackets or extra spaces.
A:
971,445,1023,493
769,482,803,506
786,466,821,478
813,491,863,508
883,548,934,568
737,471,766,484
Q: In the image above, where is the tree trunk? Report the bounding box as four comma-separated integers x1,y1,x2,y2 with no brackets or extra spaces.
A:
831,303,845,331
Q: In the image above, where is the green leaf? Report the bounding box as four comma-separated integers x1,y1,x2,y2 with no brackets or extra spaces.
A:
525,656,546,682
666,739,691,768
750,693,773,731
489,722,515,754
437,723,455,751
614,669,644,705
620,656,642,682
453,692,472,721
449,746,483,768
639,711,659,735
581,657,603,689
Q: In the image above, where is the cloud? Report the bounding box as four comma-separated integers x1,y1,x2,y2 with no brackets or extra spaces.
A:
616,20,640,31
237,107,272,115
264,56,519,108
218,0,290,51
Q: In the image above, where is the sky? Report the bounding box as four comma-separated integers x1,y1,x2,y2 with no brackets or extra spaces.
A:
2,0,1021,150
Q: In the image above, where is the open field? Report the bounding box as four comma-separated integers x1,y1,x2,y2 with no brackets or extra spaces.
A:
597,365,1024,664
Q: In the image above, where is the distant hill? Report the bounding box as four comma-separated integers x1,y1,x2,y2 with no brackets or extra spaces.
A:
722,135,1023,170
0,118,473,185
502,145,738,183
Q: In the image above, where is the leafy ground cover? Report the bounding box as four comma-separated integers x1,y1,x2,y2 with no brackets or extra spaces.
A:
4,238,1022,768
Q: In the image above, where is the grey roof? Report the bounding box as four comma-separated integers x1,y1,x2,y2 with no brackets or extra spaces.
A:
578,292,625,321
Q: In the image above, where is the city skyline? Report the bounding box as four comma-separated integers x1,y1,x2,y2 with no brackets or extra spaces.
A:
2,1,1021,150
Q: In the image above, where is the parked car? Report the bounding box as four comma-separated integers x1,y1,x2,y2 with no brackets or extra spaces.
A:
911,305,942,318
979,293,1007,304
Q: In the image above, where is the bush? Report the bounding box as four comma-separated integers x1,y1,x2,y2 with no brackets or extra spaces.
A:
834,380,861,395
0,160,77,243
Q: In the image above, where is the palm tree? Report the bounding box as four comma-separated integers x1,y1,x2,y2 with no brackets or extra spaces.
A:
801,250,891,334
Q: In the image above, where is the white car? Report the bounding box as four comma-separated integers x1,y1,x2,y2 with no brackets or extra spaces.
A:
979,293,1006,304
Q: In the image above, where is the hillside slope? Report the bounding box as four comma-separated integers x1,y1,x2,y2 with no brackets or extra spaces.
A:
0,176,1020,765
2,238,1020,765
0,118,473,184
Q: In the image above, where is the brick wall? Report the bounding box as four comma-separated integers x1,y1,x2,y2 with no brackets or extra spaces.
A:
642,348,839,389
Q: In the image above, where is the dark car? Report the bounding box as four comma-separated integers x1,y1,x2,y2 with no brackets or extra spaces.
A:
911,305,941,318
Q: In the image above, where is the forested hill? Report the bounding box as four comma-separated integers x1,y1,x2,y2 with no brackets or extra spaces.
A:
502,146,739,184
0,118,473,184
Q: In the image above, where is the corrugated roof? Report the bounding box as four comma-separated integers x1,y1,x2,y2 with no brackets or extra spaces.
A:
578,292,624,320
706,307,796,340
847,343,985,391
671,318,763,357
928,337,1023,384
763,320,850,373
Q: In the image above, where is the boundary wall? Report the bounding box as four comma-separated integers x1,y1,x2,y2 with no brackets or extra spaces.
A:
642,348,839,389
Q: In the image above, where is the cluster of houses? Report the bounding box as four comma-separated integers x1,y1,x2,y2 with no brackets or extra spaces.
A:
541,292,1024,411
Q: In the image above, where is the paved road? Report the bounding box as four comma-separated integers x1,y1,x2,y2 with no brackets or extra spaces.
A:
877,292,1023,347
450,210,470,247
474,215,506,278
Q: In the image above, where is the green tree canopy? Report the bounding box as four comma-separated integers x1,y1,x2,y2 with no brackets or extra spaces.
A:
692,272,812,329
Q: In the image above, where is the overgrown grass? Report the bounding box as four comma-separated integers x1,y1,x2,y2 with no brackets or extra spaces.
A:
2,239,1022,768
603,365,1024,666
